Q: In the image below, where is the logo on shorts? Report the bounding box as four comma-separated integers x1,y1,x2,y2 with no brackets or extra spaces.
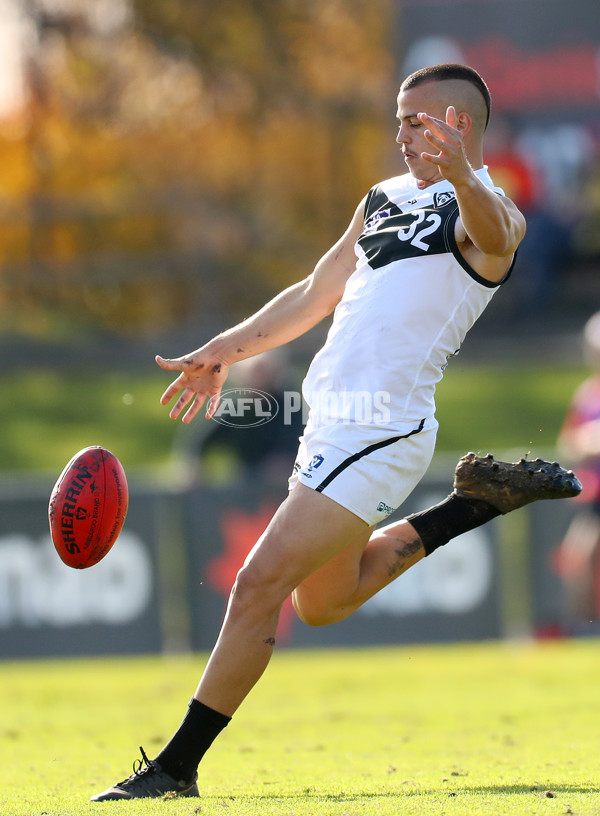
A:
301,454,324,479
307,454,324,471
376,501,394,515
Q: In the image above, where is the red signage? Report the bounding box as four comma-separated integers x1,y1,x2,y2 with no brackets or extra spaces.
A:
401,0,600,118
465,38,599,113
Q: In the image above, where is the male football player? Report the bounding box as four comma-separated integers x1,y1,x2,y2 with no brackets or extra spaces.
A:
92,64,580,801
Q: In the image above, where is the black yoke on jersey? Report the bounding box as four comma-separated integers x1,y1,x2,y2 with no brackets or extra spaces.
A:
358,186,461,270
356,184,508,288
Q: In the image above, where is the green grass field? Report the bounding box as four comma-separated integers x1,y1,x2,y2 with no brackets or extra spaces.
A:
2,640,600,816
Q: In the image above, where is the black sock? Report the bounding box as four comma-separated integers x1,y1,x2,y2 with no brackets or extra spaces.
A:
405,493,501,556
154,698,231,782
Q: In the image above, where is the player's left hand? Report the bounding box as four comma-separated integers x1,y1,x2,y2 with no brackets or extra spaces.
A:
417,106,471,189
156,349,230,424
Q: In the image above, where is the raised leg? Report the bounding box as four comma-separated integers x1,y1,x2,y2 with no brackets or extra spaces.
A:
293,453,583,626
293,519,424,625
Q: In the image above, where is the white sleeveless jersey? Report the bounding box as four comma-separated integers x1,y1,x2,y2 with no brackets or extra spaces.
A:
302,167,511,426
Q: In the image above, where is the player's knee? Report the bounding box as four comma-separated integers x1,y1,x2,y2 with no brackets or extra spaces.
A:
229,562,288,617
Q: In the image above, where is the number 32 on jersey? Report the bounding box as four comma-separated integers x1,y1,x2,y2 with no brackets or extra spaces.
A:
397,210,442,252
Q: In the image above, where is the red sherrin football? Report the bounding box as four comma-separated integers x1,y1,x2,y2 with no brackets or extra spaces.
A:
48,446,129,569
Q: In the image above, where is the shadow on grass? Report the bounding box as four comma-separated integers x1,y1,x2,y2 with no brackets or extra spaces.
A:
438,783,598,797
194,782,598,804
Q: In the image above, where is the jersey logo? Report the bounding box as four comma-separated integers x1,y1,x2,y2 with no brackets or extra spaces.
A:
364,208,392,234
434,191,455,207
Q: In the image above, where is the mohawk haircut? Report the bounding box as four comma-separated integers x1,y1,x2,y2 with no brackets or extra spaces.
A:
401,64,491,129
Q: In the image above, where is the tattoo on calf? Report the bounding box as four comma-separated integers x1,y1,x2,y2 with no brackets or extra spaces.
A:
263,637,276,647
388,537,423,578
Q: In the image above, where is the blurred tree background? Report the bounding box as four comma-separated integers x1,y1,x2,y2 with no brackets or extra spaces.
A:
1,0,394,344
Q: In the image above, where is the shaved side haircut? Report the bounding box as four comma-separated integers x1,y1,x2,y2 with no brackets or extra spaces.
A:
401,64,492,129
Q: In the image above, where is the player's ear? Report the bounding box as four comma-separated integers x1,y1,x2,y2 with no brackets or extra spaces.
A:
455,111,472,135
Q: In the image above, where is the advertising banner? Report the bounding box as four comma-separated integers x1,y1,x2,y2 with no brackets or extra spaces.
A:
400,0,600,122
0,485,162,658
184,478,503,651
0,471,581,658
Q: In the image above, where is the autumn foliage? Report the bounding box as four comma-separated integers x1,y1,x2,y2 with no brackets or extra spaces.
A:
0,0,395,337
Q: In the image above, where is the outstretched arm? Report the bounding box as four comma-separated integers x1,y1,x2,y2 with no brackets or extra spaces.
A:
156,196,366,423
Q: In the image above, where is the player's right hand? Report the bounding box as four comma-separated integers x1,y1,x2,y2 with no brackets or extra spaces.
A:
155,351,230,423
417,106,471,188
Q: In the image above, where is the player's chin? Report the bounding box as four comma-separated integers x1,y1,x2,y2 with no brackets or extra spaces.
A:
403,155,424,176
